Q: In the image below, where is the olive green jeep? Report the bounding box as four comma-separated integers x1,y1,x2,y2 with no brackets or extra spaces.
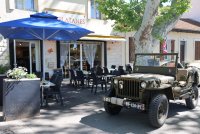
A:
103,53,199,128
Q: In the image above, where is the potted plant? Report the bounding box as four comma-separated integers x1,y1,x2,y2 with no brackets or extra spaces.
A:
0,64,9,106
3,67,40,121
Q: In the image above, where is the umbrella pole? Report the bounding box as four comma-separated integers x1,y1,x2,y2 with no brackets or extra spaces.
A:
42,28,45,80
13,39,17,68
43,40,45,80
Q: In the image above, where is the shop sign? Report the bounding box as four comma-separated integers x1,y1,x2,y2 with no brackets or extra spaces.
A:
47,11,86,25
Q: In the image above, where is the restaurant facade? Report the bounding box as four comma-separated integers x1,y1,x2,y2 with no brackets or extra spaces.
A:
0,0,127,77
3,0,199,77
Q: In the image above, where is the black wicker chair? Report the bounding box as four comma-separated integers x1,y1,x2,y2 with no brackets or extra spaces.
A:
76,70,86,87
96,66,103,76
91,73,107,94
45,72,50,81
69,69,77,86
44,76,64,106
118,66,126,75
125,64,133,74
103,67,109,75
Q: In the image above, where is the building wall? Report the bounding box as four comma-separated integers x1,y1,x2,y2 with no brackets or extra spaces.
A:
1,0,199,69
0,0,8,65
43,40,57,76
0,0,37,66
0,0,125,69
182,0,200,21
167,0,200,63
107,41,123,68
167,31,200,63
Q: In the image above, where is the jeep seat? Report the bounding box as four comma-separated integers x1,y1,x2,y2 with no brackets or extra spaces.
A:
176,69,188,86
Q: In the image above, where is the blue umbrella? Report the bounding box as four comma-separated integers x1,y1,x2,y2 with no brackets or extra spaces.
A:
0,12,93,77
0,12,92,40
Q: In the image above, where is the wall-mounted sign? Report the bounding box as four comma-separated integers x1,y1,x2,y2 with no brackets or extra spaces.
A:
58,16,86,25
48,62,55,69
45,8,86,25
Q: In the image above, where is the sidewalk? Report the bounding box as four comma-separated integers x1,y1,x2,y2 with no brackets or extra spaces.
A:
0,82,200,134
0,82,106,134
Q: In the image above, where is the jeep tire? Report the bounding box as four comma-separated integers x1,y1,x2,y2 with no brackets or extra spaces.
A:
104,88,122,115
148,94,169,128
185,86,199,109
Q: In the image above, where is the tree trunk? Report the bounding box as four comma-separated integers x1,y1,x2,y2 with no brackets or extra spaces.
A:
133,0,161,54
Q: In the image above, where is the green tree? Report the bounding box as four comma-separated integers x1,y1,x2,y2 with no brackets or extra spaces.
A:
97,0,190,54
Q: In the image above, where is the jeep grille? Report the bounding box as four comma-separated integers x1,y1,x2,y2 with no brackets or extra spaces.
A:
116,78,140,99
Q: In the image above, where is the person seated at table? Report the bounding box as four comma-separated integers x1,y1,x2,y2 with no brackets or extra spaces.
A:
118,66,126,75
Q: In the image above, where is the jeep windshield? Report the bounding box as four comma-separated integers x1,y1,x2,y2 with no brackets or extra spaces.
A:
134,53,178,77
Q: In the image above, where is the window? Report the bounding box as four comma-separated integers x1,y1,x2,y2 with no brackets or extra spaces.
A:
91,0,101,19
15,0,35,11
60,41,103,73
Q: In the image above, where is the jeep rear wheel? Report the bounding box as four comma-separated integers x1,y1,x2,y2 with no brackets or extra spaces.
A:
104,88,122,115
148,94,169,128
185,86,199,109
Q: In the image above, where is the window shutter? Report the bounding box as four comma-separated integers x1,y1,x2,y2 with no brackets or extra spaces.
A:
9,0,15,9
171,40,175,53
129,37,135,62
195,41,200,60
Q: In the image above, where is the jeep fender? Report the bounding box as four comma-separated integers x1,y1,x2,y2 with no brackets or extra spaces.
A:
143,87,174,101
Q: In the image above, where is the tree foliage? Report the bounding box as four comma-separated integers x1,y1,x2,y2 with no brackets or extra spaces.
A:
96,0,190,39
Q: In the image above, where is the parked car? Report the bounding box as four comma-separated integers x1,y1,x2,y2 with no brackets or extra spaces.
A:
103,53,199,128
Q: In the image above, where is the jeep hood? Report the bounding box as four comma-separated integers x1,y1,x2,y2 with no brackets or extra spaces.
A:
119,73,174,84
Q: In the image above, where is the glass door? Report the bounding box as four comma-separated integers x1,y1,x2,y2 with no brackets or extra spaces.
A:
15,40,40,73
70,43,81,70
30,41,41,73
15,41,30,71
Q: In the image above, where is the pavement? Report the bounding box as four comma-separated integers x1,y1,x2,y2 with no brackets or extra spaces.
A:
0,80,200,134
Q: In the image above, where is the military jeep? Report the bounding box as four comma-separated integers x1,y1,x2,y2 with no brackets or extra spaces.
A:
103,53,199,128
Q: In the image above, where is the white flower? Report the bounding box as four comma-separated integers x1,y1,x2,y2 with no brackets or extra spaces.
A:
6,66,28,79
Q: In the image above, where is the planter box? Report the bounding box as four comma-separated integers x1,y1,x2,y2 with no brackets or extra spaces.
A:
3,78,40,121
0,74,6,106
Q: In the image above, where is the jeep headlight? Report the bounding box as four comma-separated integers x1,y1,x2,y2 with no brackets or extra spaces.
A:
141,82,147,88
114,79,118,85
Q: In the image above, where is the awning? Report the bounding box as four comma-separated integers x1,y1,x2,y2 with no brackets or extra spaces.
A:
80,35,126,42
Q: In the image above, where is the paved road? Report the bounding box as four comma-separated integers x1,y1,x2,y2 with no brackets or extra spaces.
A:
0,86,200,134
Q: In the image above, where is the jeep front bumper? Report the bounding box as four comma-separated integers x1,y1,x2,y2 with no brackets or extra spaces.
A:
103,97,145,110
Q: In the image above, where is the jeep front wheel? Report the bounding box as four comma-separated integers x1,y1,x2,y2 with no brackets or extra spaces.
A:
104,88,122,115
148,94,169,128
185,86,199,109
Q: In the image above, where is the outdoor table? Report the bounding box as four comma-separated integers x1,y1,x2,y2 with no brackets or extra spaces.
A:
109,68,116,74
40,80,55,106
82,71,91,87
83,70,91,76
102,75,116,83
